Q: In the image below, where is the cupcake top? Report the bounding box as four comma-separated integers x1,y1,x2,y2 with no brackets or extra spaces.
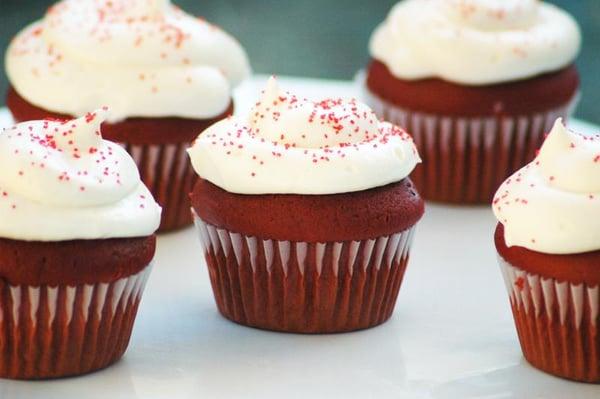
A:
5,0,250,123
188,77,420,195
0,108,161,241
370,0,581,85
493,119,600,255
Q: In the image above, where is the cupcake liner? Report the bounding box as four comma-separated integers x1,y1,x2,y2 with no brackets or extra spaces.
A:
0,264,152,380
364,88,579,204
498,256,600,383
125,142,196,231
194,215,417,333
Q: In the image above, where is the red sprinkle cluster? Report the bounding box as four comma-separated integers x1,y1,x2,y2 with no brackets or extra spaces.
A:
456,1,510,21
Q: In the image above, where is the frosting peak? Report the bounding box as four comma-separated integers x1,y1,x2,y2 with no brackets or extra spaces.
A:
188,78,421,195
6,0,251,122
493,119,600,254
0,110,161,241
370,0,581,85
535,120,600,194
251,78,380,149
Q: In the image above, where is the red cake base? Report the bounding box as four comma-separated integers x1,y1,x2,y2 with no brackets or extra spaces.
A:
7,87,233,231
191,178,424,242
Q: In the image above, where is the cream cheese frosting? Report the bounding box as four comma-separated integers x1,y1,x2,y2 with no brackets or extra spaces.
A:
188,77,421,195
370,0,581,85
6,0,250,123
0,109,161,241
493,119,600,254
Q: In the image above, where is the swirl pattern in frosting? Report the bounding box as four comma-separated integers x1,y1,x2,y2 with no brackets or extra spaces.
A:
493,119,600,254
6,0,250,123
0,109,161,241
188,77,421,195
370,0,581,85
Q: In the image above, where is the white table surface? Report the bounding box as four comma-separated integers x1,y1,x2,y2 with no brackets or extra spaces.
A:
0,76,599,399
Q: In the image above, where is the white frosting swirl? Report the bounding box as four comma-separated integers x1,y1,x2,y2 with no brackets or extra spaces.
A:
370,0,581,85
6,0,250,123
188,78,421,195
0,109,161,241
493,119,600,255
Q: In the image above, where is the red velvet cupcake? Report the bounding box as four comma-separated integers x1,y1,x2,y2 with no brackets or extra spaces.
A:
365,0,581,204
5,0,250,231
0,110,161,379
493,120,600,383
188,78,424,333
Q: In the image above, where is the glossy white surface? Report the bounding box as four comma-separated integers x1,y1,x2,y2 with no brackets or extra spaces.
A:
0,77,598,398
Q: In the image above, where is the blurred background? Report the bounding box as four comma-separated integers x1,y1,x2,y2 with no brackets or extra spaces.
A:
1,0,598,123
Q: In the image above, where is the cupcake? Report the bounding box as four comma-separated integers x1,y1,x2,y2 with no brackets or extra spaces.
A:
0,109,161,379
365,0,581,204
494,119,600,383
5,0,250,231
188,78,424,333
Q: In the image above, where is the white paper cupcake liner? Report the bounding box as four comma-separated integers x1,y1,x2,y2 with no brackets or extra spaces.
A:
498,256,600,382
124,142,196,231
0,264,152,380
194,215,416,333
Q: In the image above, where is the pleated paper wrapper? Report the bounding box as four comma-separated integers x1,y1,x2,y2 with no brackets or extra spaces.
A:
0,264,152,380
125,142,196,231
498,256,600,383
195,215,417,333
